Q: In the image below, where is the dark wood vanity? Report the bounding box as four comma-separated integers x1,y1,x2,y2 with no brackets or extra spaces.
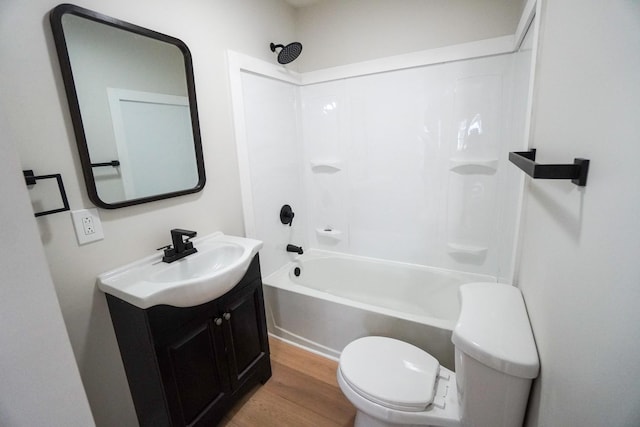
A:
106,255,271,426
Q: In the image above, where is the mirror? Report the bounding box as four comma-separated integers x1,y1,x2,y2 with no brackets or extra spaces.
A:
50,4,205,209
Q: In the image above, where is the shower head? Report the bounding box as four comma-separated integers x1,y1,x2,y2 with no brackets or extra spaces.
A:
270,42,303,64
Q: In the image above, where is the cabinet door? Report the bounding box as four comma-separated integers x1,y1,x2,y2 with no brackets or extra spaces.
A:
221,279,270,388
158,319,230,426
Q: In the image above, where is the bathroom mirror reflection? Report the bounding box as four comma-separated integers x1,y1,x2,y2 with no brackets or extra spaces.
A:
50,4,205,209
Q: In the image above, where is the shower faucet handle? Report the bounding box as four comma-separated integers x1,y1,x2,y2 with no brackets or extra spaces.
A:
280,204,295,226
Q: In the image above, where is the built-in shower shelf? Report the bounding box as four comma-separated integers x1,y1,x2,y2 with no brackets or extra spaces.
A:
315,227,343,241
449,158,498,174
310,160,343,173
447,243,488,256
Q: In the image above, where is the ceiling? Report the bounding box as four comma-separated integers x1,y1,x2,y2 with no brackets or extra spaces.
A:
284,0,322,7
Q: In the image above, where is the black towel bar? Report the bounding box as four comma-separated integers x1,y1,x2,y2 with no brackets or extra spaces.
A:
508,149,590,186
91,160,120,168
23,170,70,217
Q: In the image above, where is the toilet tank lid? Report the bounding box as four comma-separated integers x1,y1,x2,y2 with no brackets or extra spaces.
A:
452,283,540,379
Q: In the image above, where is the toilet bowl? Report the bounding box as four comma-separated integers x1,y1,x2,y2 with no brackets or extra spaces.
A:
337,283,539,427
338,336,461,427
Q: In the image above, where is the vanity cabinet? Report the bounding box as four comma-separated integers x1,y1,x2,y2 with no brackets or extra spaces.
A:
106,255,271,427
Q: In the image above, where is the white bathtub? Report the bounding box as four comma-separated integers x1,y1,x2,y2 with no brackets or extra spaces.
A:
263,249,496,369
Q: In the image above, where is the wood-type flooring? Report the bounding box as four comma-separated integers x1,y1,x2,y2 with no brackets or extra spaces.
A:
220,337,356,427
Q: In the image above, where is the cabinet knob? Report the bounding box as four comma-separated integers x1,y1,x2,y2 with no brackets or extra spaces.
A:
214,318,222,326
223,312,231,321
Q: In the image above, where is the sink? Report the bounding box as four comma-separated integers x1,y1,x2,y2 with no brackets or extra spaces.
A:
149,243,245,283
97,232,263,309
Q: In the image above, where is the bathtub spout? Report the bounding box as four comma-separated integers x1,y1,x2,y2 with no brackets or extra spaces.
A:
286,244,304,255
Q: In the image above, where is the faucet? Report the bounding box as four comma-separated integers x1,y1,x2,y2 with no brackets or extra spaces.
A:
160,229,198,263
286,244,303,255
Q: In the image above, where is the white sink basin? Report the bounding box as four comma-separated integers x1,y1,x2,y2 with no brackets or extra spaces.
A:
97,232,263,309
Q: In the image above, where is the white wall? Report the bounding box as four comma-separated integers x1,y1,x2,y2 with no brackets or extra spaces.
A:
294,0,526,71
0,113,95,426
0,0,296,425
518,0,640,425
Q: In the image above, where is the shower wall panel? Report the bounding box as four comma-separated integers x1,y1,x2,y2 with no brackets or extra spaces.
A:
300,55,529,277
300,81,350,253
240,72,305,276
239,48,532,279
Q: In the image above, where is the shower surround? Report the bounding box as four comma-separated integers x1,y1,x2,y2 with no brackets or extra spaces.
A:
232,36,533,282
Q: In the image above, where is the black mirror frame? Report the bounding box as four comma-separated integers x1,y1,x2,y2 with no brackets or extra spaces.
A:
49,3,206,209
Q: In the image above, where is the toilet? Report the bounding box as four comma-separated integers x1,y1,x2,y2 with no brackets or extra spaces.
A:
337,282,539,427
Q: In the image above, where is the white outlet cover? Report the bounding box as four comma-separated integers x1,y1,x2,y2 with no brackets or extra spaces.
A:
71,208,105,245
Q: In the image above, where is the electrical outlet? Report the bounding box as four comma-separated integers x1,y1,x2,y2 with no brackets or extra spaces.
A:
82,216,95,235
71,208,104,245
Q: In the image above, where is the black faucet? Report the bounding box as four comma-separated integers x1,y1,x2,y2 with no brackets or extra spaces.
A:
286,244,303,255
160,229,198,263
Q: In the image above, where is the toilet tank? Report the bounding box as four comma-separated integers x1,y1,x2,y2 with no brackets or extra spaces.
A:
451,283,539,427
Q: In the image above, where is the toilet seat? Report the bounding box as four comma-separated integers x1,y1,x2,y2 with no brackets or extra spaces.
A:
339,336,440,411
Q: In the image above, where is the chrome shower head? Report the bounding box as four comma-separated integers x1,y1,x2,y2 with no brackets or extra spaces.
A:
270,42,303,64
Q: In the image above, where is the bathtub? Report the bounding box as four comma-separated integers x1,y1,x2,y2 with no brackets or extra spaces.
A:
262,249,496,369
